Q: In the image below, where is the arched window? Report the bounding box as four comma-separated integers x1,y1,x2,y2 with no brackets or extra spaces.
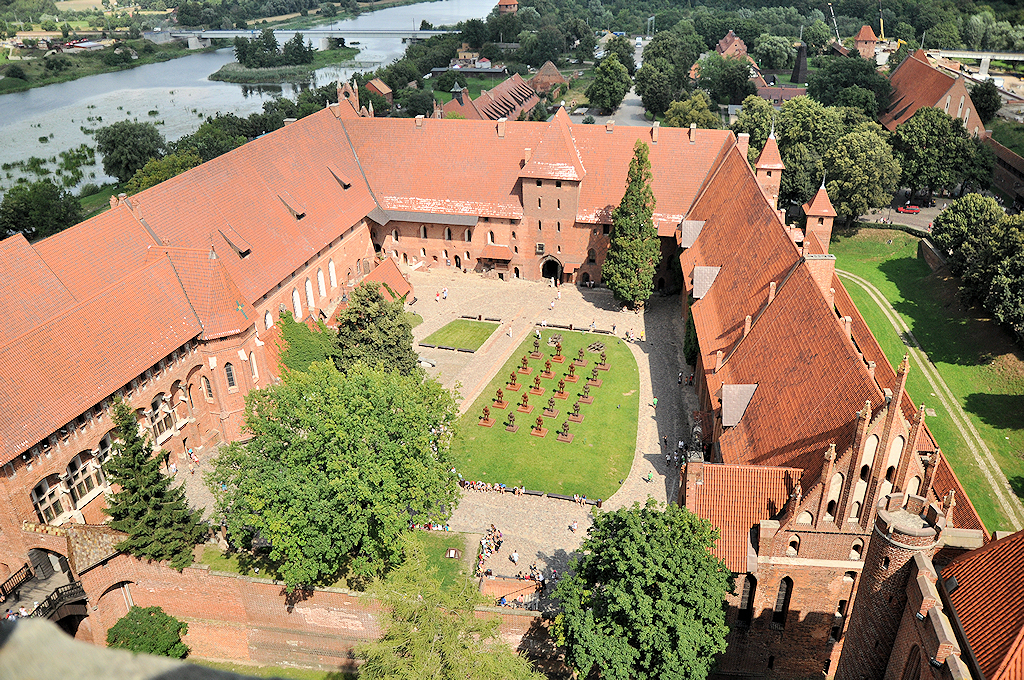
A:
465,251,471,262
488,231,495,244
557,221,561,232
66,453,100,507
850,501,862,520
588,248,596,263
964,108,971,126
292,288,302,319
225,363,236,388
771,577,793,628
464,229,472,242
886,466,896,483
363,260,370,275
796,511,812,524
850,539,864,560
906,476,921,497
538,197,542,208
860,464,871,482
958,95,965,116
356,258,362,275
444,227,452,240
149,395,173,440
882,556,891,570
305,278,315,310
317,269,326,297
738,574,756,623
827,500,837,520
31,475,65,524
264,310,274,330
787,535,800,556
557,198,561,209
420,248,426,258
203,376,213,400
420,225,427,239
900,645,922,680
328,259,337,288
249,352,258,381
511,231,517,240
826,472,844,521
944,95,951,113
391,229,399,242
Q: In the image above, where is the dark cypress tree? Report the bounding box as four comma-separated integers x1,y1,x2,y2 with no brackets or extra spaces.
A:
601,140,661,308
104,399,204,570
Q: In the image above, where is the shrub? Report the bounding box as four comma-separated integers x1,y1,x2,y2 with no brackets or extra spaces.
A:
106,606,189,658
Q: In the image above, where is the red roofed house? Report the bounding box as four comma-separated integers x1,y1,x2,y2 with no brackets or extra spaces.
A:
854,24,878,60
0,76,1008,677
365,77,392,104
497,0,517,14
442,72,539,121
717,29,747,58
880,49,981,135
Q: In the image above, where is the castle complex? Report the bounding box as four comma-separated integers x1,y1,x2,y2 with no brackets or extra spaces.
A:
0,89,1018,677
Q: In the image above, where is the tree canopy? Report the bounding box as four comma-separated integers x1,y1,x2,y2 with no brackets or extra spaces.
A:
0,179,83,241
970,78,1003,124
95,121,166,184
891,107,977,194
106,606,189,659
823,124,901,224
207,361,460,588
806,54,892,116
104,399,204,571
602,140,660,307
586,53,631,114
125,151,203,194
697,53,756,105
663,90,721,129
553,500,731,680
357,539,543,680
335,279,418,375
753,33,793,69
606,34,636,75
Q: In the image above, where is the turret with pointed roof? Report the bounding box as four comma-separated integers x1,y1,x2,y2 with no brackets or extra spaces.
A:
754,131,785,210
802,179,837,255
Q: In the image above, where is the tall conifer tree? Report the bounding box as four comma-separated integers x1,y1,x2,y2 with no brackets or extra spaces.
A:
602,140,660,308
104,399,204,570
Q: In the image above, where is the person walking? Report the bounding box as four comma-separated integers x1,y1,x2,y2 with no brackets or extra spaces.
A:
652,397,658,409
510,550,519,565
442,287,448,300
435,291,440,303
570,520,578,533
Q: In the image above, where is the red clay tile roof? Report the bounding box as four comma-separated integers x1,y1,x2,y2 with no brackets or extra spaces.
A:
803,184,837,217
497,0,517,6
529,61,568,94
0,257,202,461
146,247,257,340
362,256,412,302
0,234,77,346
855,25,877,42
33,204,159,301
521,108,585,181
942,529,1024,679
754,134,785,170
717,30,746,56
879,50,968,131
443,73,539,121
480,244,514,260
687,463,801,572
366,78,391,96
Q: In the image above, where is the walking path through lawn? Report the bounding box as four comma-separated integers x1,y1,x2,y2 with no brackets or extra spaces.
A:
838,269,1024,529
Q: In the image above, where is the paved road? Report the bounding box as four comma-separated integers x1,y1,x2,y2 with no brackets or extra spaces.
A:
837,268,1024,529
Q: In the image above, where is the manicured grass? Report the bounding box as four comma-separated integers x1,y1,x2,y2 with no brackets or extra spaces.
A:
990,119,1024,159
422,319,498,351
404,311,423,328
80,184,118,219
831,228,1024,531
432,76,507,103
406,530,471,591
189,659,355,679
452,329,639,500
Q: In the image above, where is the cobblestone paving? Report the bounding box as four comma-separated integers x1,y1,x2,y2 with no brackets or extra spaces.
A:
415,269,701,599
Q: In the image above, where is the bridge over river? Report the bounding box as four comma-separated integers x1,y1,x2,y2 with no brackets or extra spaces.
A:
170,28,455,42
926,49,1024,77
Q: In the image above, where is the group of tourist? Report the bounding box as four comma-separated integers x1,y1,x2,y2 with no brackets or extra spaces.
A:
476,524,503,575
496,593,527,608
572,493,588,506
3,606,31,619
460,479,527,495
513,563,557,595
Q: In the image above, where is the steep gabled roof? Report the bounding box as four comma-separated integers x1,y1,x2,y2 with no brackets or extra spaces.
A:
0,257,202,462
803,184,837,217
686,463,800,572
754,134,785,171
362,256,412,302
717,30,746,56
879,50,965,130
521,109,585,181
0,234,77,345
942,529,1024,679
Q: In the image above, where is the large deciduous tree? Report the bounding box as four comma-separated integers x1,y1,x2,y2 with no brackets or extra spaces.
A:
891,107,975,195
106,606,189,658
335,279,418,375
753,33,793,70
806,53,892,115
125,151,203,194
95,121,166,184
0,180,83,241
730,94,775,163
553,500,731,680
932,193,1007,302
104,399,204,571
970,79,1003,124
697,53,756,105
634,59,674,115
586,53,631,113
602,140,660,308
606,34,636,75
358,539,543,680
663,90,721,129
823,124,901,226
986,224,1024,337
207,362,459,588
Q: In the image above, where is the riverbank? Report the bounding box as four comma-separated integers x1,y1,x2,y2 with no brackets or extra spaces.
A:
0,40,221,95
208,46,361,83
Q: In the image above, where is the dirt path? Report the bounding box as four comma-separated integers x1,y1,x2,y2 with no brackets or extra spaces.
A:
837,269,1024,529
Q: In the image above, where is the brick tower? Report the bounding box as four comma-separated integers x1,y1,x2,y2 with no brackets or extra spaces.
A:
834,493,946,680
754,132,785,211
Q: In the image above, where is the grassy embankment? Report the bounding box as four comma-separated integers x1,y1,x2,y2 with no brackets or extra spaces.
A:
208,45,360,83
0,39,220,94
830,227,1024,532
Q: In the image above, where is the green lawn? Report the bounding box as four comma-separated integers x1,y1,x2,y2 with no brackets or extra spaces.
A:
831,228,1024,531
990,119,1024,159
404,311,423,329
422,319,498,351
189,659,354,679
452,329,639,500
406,530,471,591
432,76,506,103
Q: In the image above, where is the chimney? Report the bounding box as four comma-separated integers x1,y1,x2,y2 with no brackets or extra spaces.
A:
803,253,836,299
415,115,424,129
736,132,749,157
283,118,298,126
867,361,876,379
689,123,697,143
714,350,723,372
605,121,614,133
843,315,852,340
109,194,119,209
524,147,532,163
743,314,751,337
118,193,129,209
768,281,777,304
828,287,836,310
651,121,659,143
497,117,506,138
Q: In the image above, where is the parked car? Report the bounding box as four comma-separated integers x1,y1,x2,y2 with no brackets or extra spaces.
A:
896,205,922,214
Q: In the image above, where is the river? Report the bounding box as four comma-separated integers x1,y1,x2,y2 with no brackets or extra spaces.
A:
0,0,495,189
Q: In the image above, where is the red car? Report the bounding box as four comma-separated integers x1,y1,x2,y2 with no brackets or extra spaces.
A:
896,205,922,214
